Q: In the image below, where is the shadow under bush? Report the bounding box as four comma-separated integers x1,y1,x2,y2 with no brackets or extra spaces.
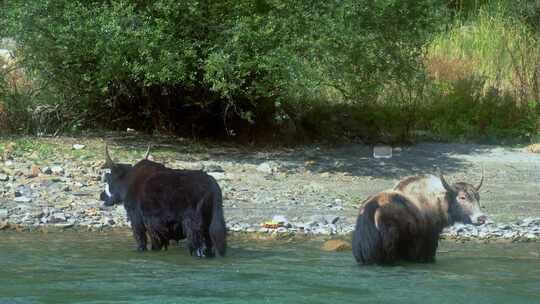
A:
426,76,537,143
296,75,537,145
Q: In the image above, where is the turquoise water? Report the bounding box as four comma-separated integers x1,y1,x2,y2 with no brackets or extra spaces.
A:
0,231,539,304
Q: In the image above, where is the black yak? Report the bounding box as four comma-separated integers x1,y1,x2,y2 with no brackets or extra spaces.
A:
100,145,226,257
352,170,485,265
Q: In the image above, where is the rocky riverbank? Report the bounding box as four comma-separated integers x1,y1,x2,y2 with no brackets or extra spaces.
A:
1,137,539,242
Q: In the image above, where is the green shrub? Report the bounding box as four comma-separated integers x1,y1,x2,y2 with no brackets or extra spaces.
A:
426,76,536,142
0,0,443,138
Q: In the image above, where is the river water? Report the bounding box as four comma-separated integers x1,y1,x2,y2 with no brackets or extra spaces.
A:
0,231,539,304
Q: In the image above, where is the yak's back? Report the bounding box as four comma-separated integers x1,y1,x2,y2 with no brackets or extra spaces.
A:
140,169,219,203
392,174,450,228
393,174,446,196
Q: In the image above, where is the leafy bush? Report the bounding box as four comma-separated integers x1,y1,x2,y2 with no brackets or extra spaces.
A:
0,0,443,139
426,76,537,142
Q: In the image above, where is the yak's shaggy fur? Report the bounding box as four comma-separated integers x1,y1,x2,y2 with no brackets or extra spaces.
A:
353,172,485,265
101,147,226,257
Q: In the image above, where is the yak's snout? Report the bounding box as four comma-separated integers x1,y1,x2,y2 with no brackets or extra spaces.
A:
471,213,487,226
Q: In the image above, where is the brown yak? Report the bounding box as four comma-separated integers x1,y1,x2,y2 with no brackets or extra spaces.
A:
100,145,226,258
352,170,485,265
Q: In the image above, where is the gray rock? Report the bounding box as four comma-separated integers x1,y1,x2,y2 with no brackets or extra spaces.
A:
310,215,328,225
276,227,288,233
329,224,337,234
313,227,331,235
42,167,53,175
0,209,7,219
204,164,224,172
0,174,9,182
520,218,540,227
207,172,226,180
498,224,512,230
101,217,115,226
31,210,44,219
51,166,64,175
14,196,32,203
50,212,67,223
256,162,277,174
272,215,288,224
21,214,34,223
54,223,74,229
503,231,516,239
230,225,242,232
72,144,86,150
327,215,340,224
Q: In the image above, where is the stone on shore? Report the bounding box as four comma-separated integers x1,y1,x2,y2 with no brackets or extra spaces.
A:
256,162,279,174
72,144,86,150
28,164,41,178
322,239,352,252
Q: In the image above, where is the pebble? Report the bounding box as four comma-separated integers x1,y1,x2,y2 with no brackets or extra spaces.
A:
204,164,224,172
50,212,67,223
322,240,352,252
256,162,277,174
51,166,64,175
207,172,226,180
272,215,288,224
310,215,328,225
42,167,53,175
276,227,288,233
72,144,86,150
29,164,41,177
0,148,538,243
14,196,32,203
328,215,340,224
54,223,74,229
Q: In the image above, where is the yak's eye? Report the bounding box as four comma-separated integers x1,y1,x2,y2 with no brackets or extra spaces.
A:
459,195,466,200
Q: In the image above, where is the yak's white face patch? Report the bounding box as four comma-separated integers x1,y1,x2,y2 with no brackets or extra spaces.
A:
104,183,113,198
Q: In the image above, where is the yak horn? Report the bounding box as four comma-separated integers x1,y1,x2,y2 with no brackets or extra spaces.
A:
438,168,456,193
475,166,484,191
143,144,151,160
104,144,114,168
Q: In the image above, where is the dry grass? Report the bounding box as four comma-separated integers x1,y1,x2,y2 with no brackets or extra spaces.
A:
425,55,478,83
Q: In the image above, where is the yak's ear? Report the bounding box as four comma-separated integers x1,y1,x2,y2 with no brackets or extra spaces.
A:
102,144,115,169
438,168,457,193
143,144,151,160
